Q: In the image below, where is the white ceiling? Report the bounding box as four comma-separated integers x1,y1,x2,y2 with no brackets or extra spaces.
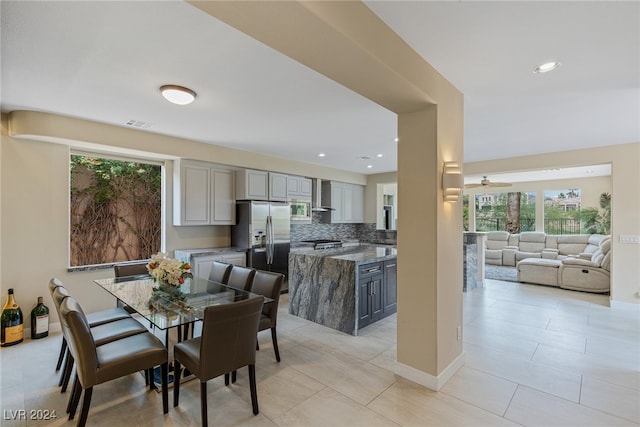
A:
2,1,638,177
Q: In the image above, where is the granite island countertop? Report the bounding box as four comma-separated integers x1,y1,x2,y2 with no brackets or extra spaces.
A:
288,243,397,335
290,243,397,264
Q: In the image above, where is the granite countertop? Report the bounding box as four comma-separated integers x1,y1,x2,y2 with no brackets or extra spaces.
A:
290,243,397,264
174,247,246,258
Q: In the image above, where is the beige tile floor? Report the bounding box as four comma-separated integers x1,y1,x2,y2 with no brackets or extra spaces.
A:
1,278,639,426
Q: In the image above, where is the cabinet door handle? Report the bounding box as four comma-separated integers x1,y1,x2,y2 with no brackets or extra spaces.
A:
386,263,396,268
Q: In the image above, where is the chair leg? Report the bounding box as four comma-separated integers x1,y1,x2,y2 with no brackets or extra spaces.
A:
232,370,237,384
224,372,230,386
248,364,259,415
68,376,83,420
161,363,169,414
56,338,67,371
61,353,74,392
200,381,208,427
66,374,80,414
256,339,260,351
271,327,281,362
58,349,70,387
77,386,93,427
173,361,181,408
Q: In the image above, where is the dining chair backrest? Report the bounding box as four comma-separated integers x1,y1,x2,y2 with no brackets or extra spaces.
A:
198,297,263,381
49,277,64,299
249,271,283,324
52,285,73,317
59,297,99,387
114,262,148,277
226,265,257,291
208,261,233,284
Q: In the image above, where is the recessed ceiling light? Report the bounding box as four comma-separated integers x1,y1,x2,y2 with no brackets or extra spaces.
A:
160,85,196,105
534,61,561,74
317,153,326,157
376,154,383,158
394,137,399,143
367,165,373,169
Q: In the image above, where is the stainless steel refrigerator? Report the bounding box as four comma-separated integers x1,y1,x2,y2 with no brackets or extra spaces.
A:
231,200,291,279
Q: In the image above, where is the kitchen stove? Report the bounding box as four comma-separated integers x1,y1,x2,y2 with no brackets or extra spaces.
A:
301,239,343,250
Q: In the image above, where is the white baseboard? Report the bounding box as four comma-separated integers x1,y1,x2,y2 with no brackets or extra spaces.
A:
610,300,640,310
393,351,465,391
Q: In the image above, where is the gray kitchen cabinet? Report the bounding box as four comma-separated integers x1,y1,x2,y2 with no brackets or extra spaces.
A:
173,159,235,226
287,175,312,201
269,172,289,201
322,181,364,223
358,262,384,329
236,169,268,200
383,260,397,315
236,169,289,201
221,252,247,267
191,252,247,279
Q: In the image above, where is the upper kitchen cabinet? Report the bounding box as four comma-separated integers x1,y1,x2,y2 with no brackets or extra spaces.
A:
287,175,312,201
236,169,288,202
322,181,364,223
173,159,236,226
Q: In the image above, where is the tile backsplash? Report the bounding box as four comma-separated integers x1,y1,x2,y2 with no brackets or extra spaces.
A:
290,212,396,244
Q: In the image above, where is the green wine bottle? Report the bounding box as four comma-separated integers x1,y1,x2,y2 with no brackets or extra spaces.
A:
1,288,24,347
31,296,49,339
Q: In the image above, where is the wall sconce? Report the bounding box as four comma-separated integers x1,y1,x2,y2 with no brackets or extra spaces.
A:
442,161,463,202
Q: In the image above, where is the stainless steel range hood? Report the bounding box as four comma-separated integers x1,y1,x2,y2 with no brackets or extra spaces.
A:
311,178,334,212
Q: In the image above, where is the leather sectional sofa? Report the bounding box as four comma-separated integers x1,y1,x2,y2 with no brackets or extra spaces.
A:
485,231,611,293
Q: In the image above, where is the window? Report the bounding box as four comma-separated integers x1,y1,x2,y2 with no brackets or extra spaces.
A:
543,189,582,234
474,191,535,232
69,154,162,267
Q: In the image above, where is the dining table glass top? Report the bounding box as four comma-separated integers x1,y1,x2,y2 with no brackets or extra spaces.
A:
95,275,271,330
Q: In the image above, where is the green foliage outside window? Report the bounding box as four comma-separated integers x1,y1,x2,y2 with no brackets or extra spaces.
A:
70,155,162,267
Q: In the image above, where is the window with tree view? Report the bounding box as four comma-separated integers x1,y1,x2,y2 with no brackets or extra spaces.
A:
70,154,162,267
543,189,610,235
475,191,535,233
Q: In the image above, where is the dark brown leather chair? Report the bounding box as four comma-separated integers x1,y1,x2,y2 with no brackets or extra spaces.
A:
249,270,284,362
113,261,149,278
114,261,149,313
173,297,263,427
52,285,148,392
48,278,131,376
208,261,233,284
60,297,168,427
226,265,256,291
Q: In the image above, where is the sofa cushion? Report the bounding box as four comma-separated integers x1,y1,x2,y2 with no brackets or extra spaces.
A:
486,231,510,250
517,258,561,287
545,235,558,249
518,232,547,253
555,234,590,256
562,257,599,268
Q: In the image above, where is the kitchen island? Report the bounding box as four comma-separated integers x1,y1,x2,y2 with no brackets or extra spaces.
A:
288,244,397,335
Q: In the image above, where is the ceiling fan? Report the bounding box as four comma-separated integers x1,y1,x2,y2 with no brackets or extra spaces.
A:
464,176,512,189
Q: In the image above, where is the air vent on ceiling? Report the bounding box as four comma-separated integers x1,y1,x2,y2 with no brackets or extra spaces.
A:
125,120,152,129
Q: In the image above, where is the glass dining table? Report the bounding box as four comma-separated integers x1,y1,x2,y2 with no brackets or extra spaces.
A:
95,274,272,334
94,274,272,388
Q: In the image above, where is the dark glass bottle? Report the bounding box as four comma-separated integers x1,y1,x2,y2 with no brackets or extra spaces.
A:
1,288,24,347
31,296,49,339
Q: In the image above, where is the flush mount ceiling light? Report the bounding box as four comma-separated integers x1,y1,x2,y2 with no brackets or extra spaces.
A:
160,85,196,105
376,154,383,158
317,153,326,157
534,61,561,74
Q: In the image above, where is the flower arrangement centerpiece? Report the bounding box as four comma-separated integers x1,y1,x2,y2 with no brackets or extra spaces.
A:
146,252,193,311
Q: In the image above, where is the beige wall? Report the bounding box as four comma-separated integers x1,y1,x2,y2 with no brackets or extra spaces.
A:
1,110,369,322
465,143,640,304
